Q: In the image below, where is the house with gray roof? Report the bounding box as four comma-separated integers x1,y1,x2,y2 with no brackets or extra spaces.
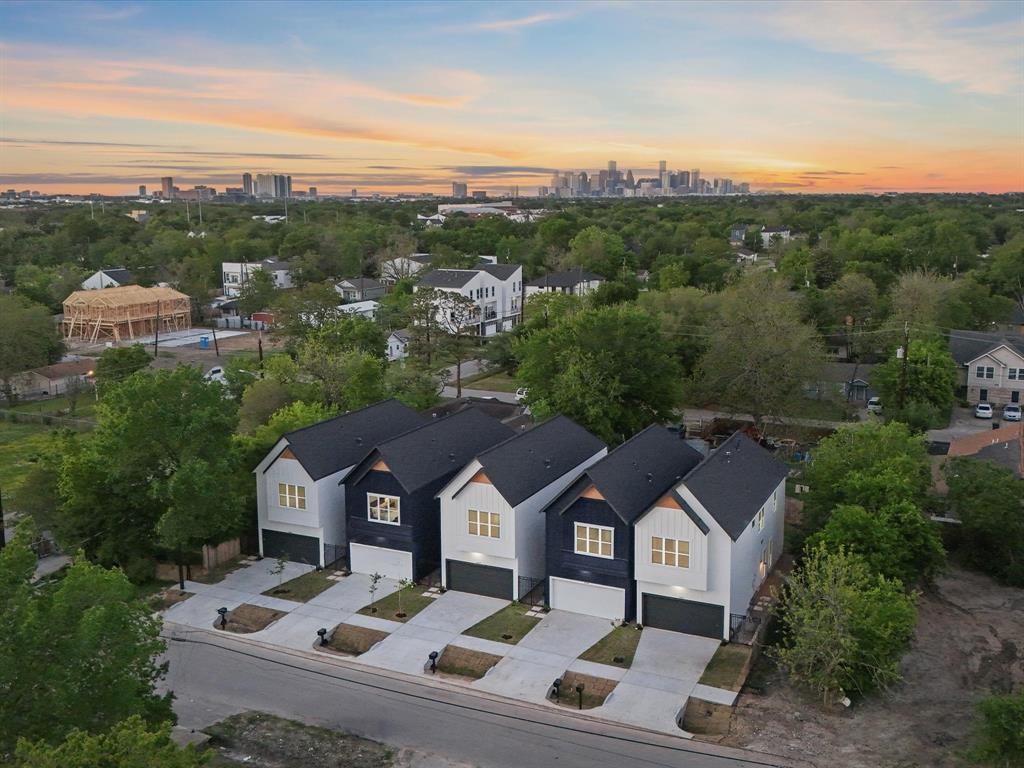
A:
414,262,523,337
335,276,385,302
437,416,607,600
948,330,1024,406
525,269,604,298
252,399,426,567
544,428,786,640
81,268,135,290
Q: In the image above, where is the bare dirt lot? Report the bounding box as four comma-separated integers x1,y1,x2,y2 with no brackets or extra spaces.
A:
723,566,1024,767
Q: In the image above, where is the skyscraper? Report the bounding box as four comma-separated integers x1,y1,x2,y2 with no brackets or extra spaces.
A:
309,187,318,198
452,182,468,197
678,170,690,190
690,169,700,193
161,176,174,199
658,160,667,175
255,173,274,198
607,160,618,189
624,169,635,190
138,185,146,197
242,172,253,196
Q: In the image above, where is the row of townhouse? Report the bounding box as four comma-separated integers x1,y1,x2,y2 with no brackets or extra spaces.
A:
254,400,786,640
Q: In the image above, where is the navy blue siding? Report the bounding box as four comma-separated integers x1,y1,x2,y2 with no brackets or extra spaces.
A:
545,498,635,620
345,469,443,581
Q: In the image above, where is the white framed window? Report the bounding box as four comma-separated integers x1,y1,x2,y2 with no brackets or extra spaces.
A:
652,536,690,568
1010,368,1019,381
468,509,500,538
278,483,306,510
758,507,766,530
575,523,613,558
977,365,995,379
367,493,400,525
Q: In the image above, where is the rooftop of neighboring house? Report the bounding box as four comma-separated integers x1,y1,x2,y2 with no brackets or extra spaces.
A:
260,259,290,271
947,329,1024,365
422,396,523,423
279,399,426,481
526,269,604,288
947,422,1023,477
337,276,383,290
29,359,97,380
682,431,790,540
548,425,704,524
465,416,606,507
820,361,876,383
389,328,411,341
419,269,476,289
96,267,134,285
762,225,791,233
356,408,515,493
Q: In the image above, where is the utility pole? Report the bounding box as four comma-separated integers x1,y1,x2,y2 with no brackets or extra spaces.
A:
898,321,910,410
0,486,6,551
197,196,203,225
257,331,264,368
185,199,191,226
154,305,161,356
211,324,220,357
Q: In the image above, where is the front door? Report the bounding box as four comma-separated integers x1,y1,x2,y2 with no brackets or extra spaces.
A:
980,389,989,401
1013,391,1020,404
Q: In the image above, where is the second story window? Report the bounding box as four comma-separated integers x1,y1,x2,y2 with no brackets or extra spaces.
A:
468,508,500,538
368,493,400,525
278,483,306,510
758,507,766,530
976,365,994,379
575,523,613,558
652,536,690,568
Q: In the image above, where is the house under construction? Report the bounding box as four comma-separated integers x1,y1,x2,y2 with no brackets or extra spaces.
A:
62,285,192,343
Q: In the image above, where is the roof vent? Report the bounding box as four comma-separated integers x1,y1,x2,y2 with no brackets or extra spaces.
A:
645,472,653,483
544,458,552,468
448,451,455,461
355,437,362,444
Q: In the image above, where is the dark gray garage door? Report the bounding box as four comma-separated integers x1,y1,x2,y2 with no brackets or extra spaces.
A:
262,529,321,565
642,594,724,639
446,560,513,600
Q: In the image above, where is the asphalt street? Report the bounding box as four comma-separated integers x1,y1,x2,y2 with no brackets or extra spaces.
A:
162,627,801,768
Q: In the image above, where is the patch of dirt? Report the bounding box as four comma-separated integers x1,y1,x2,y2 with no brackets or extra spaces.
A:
320,623,389,656
150,588,193,611
722,566,1024,768
217,604,286,634
205,711,392,768
435,645,502,680
551,671,617,710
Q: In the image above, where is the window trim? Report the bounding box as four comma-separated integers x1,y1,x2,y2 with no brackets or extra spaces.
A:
651,535,690,569
757,507,766,530
574,522,614,559
467,508,500,538
367,493,401,526
278,482,306,510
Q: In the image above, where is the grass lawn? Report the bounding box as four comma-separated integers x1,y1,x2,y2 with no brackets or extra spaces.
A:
358,585,433,622
462,603,540,644
578,624,643,668
0,420,59,491
9,395,97,419
262,568,336,602
461,370,519,393
698,644,752,691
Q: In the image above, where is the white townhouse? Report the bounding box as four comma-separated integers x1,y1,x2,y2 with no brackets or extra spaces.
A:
252,400,425,567
437,416,607,600
636,432,787,639
415,263,523,336
221,258,293,297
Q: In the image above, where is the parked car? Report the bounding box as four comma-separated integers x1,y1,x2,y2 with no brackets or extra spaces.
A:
1003,404,1022,422
203,366,226,384
975,403,994,419
866,397,882,414
515,387,529,402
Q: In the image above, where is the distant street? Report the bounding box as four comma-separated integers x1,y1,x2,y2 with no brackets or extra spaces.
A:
163,627,799,768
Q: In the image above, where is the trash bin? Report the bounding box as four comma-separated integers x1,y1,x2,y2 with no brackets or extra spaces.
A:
199,336,209,349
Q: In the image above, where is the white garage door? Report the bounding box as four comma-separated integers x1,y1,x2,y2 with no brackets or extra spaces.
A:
349,543,413,581
549,577,626,621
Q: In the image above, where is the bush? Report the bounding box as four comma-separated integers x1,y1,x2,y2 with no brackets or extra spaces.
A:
969,692,1024,767
122,556,156,584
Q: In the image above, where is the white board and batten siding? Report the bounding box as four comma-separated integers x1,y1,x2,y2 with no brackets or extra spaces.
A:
549,577,625,621
349,543,413,581
440,464,517,587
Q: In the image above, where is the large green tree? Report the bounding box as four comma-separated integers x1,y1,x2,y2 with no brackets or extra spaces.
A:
515,304,681,444
0,527,174,757
94,344,152,391
567,225,629,278
236,267,278,317
0,294,63,404
871,337,958,427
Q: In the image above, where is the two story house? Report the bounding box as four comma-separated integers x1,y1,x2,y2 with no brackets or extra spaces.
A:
525,269,604,298
545,426,705,624
416,263,523,336
949,330,1024,406
437,416,606,600
344,408,515,581
545,428,787,640
253,400,425,567
221,259,293,298
335,277,385,303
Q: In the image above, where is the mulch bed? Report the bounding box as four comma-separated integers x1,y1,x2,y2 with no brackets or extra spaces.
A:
435,645,503,680
318,623,389,656
551,670,618,710
217,603,287,634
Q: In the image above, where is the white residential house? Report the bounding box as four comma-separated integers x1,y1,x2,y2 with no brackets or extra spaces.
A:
338,300,379,320
81,268,135,290
415,263,523,336
760,226,792,248
386,329,411,361
525,269,604,298
221,259,293,297
379,253,434,284
437,417,606,600
335,277,385,302
252,400,425,567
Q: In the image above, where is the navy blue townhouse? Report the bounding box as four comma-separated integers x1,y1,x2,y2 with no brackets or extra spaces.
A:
544,425,704,622
344,408,515,581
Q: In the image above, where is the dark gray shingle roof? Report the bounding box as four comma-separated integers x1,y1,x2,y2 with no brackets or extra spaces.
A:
472,416,606,507
101,268,134,285
480,263,519,280
419,269,476,289
948,330,1024,365
338,276,382,290
527,270,603,288
369,408,515,493
280,399,426,480
548,426,704,524
682,432,788,540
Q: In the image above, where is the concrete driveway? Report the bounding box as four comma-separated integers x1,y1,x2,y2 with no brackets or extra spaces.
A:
928,406,1001,443
598,629,720,733
473,611,613,700
355,591,508,674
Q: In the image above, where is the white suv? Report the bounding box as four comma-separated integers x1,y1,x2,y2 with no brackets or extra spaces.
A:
975,403,994,419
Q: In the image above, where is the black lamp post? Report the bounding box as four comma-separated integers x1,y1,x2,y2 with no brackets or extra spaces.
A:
552,678,562,701
217,607,228,629
428,650,438,673
317,628,328,647
575,682,585,710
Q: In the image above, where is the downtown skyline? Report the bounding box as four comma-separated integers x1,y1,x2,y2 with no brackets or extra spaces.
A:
1,0,1022,196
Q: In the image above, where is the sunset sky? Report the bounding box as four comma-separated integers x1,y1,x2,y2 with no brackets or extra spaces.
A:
1,0,1022,195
